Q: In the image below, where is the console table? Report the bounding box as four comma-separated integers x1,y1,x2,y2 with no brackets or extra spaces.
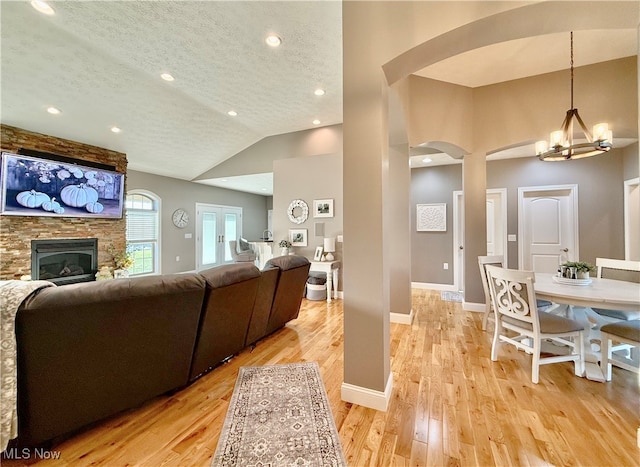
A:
310,261,340,303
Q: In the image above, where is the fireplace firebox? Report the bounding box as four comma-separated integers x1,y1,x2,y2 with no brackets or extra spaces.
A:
31,238,98,285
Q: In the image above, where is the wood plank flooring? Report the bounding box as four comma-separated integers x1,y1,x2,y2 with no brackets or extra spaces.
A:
3,289,638,466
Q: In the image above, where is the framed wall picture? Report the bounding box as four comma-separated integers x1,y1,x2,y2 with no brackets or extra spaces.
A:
313,199,334,218
313,246,324,261
289,228,308,246
416,203,447,231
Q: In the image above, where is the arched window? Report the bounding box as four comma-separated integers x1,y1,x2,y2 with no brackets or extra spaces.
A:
125,190,161,275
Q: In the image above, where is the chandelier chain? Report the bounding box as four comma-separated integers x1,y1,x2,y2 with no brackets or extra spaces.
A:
570,31,574,110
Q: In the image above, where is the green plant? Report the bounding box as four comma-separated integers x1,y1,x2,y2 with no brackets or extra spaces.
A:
108,244,134,269
561,261,595,273
279,239,292,248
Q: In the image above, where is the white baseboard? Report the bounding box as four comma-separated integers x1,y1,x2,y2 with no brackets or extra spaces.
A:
463,301,485,312
411,282,457,292
341,371,393,411
390,309,414,325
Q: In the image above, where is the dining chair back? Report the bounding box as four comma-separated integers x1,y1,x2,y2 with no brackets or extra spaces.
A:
594,258,640,320
478,255,504,331
485,265,585,384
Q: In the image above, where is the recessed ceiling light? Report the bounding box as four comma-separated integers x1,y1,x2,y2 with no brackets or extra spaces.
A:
265,34,282,47
227,110,238,117
422,157,432,163
46,106,61,115
221,179,228,182
261,187,268,191
312,119,321,125
31,0,54,15
314,89,326,96
160,73,175,82
111,126,122,133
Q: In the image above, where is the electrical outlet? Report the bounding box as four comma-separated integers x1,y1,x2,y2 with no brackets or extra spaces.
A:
443,263,449,270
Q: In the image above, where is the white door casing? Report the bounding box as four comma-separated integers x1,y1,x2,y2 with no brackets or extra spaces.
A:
518,185,578,273
487,188,507,258
624,177,639,261
453,191,464,292
453,188,507,292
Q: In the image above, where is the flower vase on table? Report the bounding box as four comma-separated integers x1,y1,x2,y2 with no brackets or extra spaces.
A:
278,239,292,257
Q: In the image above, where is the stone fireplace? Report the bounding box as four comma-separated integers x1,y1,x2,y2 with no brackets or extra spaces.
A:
0,125,127,280
31,238,98,285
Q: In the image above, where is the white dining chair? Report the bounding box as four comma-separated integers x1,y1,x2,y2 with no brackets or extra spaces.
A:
478,255,552,331
600,320,640,381
486,265,585,384
478,255,504,331
594,258,640,321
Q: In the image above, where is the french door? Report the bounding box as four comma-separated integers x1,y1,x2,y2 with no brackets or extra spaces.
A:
196,203,243,271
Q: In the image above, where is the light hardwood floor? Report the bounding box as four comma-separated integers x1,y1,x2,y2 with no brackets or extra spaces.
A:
3,289,639,466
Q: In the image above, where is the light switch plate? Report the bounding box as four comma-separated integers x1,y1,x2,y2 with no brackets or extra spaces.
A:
508,234,516,242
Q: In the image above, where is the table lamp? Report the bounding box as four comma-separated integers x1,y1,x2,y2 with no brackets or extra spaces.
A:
323,237,335,261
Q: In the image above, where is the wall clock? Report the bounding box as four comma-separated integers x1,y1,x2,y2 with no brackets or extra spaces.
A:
287,199,309,224
172,208,189,228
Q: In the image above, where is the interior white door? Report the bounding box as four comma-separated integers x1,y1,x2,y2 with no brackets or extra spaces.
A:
519,185,578,273
196,203,243,271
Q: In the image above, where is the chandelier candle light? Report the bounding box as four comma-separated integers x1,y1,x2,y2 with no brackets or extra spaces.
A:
536,32,613,161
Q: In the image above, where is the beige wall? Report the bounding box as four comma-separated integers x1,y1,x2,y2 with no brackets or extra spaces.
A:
127,170,269,274
196,125,343,180
410,147,634,285
272,152,343,276
472,57,637,152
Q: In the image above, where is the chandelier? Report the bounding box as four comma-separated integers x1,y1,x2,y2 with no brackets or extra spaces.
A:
536,32,613,161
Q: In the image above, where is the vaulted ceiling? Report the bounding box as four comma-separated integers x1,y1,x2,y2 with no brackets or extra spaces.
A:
1,1,637,194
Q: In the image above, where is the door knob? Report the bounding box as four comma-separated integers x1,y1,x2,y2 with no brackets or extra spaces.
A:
459,246,464,250
562,248,569,252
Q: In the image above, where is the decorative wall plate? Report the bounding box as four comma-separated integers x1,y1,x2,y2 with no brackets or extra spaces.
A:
287,199,309,224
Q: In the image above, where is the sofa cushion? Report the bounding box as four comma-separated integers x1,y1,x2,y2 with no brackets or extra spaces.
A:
200,262,260,289
266,254,310,271
238,237,251,252
16,273,206,446
245,265,280,346
190,263,261,380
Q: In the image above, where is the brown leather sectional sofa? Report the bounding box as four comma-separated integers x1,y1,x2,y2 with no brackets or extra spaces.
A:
13,255,310,447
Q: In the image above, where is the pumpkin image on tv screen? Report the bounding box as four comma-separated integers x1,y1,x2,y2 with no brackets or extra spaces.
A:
0,152,124,219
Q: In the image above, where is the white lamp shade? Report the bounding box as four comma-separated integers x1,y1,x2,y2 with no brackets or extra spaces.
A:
550,130,565,147
592,123,609,141
323,237,336,252
535,140,548,155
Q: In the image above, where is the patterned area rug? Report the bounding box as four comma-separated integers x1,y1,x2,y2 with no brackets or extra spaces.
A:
212,362,346,467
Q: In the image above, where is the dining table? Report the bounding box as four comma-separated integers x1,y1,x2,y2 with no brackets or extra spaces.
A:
534,273,640,381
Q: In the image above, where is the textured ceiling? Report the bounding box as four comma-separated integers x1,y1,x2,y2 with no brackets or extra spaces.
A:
0,1,342,183
1,1,637,196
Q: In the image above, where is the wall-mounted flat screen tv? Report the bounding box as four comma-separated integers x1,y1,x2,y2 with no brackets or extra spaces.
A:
0,152,125,219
